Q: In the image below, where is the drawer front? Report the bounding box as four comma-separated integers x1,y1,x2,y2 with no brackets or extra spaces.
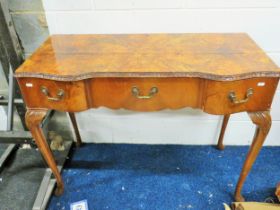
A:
89,78,202,111
17,78,88,112
203,78,279,115
17,77,279,114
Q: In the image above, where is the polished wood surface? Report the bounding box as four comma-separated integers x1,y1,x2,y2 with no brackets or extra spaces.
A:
15,33,280,202
15,34,280,81
204,78,278,114
235,111,271,202
68,112,82,147
25,109,64,195
217,114,230,150
276,183,280,200
17,77,278,114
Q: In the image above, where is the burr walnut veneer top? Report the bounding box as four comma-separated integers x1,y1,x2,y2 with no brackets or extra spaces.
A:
15,33,280,81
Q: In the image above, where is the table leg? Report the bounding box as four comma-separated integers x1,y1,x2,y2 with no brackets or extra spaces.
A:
234,111,271,202
217,114,230,150
68,112,82,147
276,183,280,201
26,109,64,196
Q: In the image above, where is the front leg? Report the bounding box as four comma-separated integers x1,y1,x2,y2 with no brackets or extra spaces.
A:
234,111,271,201
26,108,64,196
276,183,280,201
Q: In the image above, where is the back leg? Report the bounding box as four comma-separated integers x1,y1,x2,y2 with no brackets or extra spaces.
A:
68,112,82,147
217,114,230,150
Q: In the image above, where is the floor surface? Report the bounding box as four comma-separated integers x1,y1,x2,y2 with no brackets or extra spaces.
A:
0,144,46,210
48,144,280,210
0,141,71,210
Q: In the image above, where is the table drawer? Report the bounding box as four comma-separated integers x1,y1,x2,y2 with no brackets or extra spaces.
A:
18,77,279,114
17,78,88,112
204,78,279,114
89,78,202,111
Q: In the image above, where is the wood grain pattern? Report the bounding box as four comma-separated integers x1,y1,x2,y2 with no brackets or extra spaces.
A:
276,183,280,201
69,112,82,146
89,77,202,111
15,33,280,202
217,114,230,150
15,34,280,81
17,77,279,115
204,77,278,114
235,111,271,202
25,109,64,195
18,78,88,112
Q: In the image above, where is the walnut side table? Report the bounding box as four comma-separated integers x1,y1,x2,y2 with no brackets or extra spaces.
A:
15,34,280,201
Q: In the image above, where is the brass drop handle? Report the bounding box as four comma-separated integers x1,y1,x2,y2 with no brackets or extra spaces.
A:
228,88,253,104
40,86,64,101
131,86,158,99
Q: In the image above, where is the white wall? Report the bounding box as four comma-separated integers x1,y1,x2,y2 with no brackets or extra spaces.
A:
42,0,280,145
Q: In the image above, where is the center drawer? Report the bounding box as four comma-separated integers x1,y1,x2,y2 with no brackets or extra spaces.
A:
89,78,202,111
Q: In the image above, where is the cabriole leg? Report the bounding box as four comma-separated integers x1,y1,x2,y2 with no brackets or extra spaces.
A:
234,111,271,201
26,109,64,196
217,114,230,150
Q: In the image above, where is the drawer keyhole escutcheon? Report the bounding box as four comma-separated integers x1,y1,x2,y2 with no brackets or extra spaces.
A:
228,88,253,104
131,86,158,99
40,86,65,101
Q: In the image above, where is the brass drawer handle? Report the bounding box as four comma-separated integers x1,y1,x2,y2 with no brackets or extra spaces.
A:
40,86,64,101
228,88,253,104
131,86,158,99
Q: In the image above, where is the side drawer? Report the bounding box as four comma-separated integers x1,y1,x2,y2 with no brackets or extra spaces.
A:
203,78,279,115
17,78,88,112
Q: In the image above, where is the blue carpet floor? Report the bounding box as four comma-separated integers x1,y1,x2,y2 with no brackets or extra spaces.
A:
48,144,280,210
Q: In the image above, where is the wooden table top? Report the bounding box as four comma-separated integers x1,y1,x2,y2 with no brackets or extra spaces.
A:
15,33,280,81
